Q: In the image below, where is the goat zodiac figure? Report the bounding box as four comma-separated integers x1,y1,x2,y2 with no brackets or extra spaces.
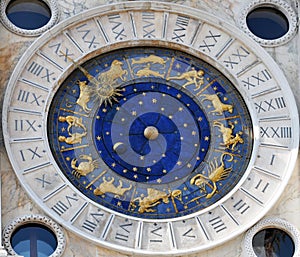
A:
201,93,233,115
214,121,244,150
190,153,234,199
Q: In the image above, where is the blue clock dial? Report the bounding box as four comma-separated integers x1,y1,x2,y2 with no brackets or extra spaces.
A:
48,47,253,219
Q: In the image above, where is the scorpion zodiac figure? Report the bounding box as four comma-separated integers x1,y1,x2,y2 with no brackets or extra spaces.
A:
190,152,234,199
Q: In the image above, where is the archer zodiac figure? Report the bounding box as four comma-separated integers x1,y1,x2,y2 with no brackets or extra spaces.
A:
71,155,98,178
190,153,234,199
214,121,244,150
201,93,233,115
94,177,132,197
167,68,205,90
58,115,87,133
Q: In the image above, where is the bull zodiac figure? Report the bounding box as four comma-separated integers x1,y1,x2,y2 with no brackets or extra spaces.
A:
94,177,132,198
167,68,204,91
201,93,233,115
190,153,234,199
71,155,98,178
214,121,244,150
131,188,182,214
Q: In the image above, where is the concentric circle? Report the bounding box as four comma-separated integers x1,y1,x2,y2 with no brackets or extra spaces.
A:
47,47,253,219
94,82,210,184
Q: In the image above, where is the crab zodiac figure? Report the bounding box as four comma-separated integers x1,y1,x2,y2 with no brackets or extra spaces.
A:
71,155,98,178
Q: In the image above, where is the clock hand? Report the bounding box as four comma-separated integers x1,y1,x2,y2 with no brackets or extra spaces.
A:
60,51,100,87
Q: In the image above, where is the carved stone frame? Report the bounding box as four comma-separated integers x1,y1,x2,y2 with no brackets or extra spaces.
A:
243,217,300,256
0,0,59,36
238,0,298,47
3,214,66,257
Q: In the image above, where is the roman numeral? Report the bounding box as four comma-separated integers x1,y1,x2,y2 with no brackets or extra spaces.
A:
76,23,100,49
209,216,227,233
115,222,133,242
17,89,43,106
198,30,221,52
19,147,43,161
255,97,286,113
223,46,250,69
35,174,51,188
108,14,127,40
182,227,196,238
48,43,74,62
260,127,292,138
150,225,163,243
27,61,56,82
242,69,272,89
51,194,79,216
14,119,39,132
172,15,190,42
142,12,155,38
233,199,250,214
255,179,270,193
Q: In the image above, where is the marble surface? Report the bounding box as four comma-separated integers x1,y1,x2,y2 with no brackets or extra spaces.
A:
0,0,299,256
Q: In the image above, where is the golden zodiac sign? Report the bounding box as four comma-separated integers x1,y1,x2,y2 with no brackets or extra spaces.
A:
190,153,234,199
214,121,244,150
58,115,87,133
61,51,124,107
201,93,233,115
71,154,98,178
131,188,181,214
97,60,127,84
131,54,168,67
58,131,87,145
135,63,164,78
76,80,92,113
167,68,204,90
93,177,132,197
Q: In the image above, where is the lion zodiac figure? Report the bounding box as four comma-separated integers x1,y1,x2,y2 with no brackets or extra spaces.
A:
94,177,132,197
190,153,234,199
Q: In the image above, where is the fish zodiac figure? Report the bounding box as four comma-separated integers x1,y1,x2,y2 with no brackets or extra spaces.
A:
131,188,181,214
131,54,168,67
71,155,98,178
94,177,132,197
190,153,234,199
135,63,164,78
168,68,204,91
214,121,244,150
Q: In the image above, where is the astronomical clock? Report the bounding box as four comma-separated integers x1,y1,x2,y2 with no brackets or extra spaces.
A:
2,2,298,256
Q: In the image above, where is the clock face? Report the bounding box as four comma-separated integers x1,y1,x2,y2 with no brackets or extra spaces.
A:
2,2,298,255
47,47,253,219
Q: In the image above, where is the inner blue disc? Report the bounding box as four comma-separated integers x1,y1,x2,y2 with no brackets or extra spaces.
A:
94,82,210,184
